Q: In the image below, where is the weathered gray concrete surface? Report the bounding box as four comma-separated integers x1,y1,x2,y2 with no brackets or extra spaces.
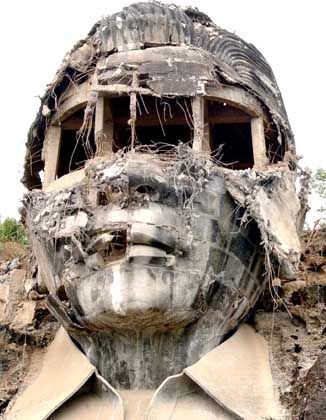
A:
3,2,322,419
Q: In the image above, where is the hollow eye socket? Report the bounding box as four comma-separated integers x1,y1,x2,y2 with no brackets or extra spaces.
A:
134,184,160,201
135,185,155,195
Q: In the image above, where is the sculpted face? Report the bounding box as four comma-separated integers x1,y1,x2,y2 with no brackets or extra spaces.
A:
27,149,263,333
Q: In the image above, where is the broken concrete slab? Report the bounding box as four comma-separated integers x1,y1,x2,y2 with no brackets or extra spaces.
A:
10,301,37,330
0,283,10,321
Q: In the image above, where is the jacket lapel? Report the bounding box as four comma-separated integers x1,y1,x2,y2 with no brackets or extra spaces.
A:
184,324,279,420
6,327,123,420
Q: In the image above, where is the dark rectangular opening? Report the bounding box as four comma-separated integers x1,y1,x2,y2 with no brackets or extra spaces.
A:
109,96,193,152
136,96,193,151
265,129,286,164
211,123,254,169
110,96,131,152
207,100,254,169
57,108,96,178
97,191,109,206
136,125,191,150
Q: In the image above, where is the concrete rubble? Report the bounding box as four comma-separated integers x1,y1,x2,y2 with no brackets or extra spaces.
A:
0,256,58,415
23,147,305,332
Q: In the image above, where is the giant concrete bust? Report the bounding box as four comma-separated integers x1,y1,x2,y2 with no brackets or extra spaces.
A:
12,2,303,419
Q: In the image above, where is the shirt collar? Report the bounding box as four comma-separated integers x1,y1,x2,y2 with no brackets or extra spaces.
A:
7,325,279,420
6,327,122,420
182,324,279,419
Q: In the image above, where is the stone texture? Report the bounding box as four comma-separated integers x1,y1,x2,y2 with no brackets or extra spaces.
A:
293,352,326,420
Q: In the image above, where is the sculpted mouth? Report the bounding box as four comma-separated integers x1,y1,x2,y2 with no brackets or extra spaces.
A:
127,245,176,266
85,223,178,268
87,230,127,265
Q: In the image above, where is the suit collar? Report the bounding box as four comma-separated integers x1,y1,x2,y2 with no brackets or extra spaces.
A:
183,324,279,420
7,325,279,420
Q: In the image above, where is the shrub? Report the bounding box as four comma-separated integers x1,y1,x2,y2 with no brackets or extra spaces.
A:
0,218,28,245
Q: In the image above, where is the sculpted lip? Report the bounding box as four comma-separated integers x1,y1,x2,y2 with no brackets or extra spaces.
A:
127,245,176,267
129,222,177,253
85,221,180,267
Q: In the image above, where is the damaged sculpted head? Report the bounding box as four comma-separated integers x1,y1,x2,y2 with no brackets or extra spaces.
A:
22,1,304,393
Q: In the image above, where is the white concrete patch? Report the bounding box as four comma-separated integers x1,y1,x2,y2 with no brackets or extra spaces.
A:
102,164,123,180
111,266,125,314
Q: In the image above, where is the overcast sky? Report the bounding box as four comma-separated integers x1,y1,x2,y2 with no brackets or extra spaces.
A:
0,0,325,221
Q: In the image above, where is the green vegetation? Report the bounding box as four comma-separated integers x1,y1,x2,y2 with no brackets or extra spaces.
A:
311,168,326,226
0,218,27,245
312,168,326,201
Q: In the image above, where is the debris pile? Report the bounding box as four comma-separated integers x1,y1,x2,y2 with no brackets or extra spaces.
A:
254,227,326,419
0,249,58,416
